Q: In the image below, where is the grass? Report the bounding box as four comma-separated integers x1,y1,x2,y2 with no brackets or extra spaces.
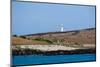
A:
33,38,53,44
12,37,49,45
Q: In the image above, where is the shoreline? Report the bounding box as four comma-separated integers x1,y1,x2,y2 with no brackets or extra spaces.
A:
12,44,95,51
12,48,96,56
12,44,95,56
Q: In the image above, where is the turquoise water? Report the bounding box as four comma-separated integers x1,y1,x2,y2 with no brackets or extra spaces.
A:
12,54,96,66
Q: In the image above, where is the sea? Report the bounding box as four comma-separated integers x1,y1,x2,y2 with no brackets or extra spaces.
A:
12,54,96,66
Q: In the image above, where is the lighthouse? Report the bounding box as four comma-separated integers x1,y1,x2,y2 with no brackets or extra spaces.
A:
60,24,64,32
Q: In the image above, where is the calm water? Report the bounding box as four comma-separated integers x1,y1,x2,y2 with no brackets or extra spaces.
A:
12,54,96,66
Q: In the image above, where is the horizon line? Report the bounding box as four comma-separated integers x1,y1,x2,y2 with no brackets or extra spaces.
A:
12,27,96,36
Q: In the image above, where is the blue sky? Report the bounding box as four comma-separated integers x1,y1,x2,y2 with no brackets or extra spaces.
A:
12,1,96,35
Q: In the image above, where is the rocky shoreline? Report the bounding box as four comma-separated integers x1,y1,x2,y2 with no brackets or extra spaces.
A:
12,48,96,56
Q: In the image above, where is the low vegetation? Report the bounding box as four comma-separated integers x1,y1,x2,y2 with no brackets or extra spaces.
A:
33,38,53,44
12,37,49,45
12,28,96,46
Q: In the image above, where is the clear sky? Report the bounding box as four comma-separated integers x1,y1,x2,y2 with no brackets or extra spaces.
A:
12,1,96,35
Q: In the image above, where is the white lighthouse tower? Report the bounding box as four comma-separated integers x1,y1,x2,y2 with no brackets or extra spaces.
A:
60,24,64,32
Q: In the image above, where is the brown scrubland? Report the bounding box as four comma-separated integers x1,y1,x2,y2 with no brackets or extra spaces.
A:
12,28,95,46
